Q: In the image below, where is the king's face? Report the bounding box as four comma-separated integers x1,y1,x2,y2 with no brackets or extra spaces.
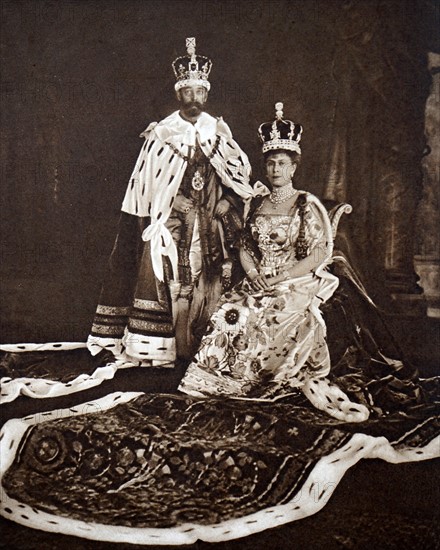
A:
177,85,208,120
178,85,208,105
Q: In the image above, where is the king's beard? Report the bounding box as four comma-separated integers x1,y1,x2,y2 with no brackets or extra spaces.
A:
181,102,205,118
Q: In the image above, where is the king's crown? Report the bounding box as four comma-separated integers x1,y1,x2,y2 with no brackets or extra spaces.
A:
172,37,212,92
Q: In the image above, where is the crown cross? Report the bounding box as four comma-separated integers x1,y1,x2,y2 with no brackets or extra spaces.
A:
275,102,284,120
288,124,296,139
270,120,281,140
186,37,196,57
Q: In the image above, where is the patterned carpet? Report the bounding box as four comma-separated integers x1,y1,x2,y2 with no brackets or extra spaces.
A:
1,459,439,549
1,313,438,548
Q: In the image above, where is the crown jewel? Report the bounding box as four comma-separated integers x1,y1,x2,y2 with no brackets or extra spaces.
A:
258,102,303,154
172,37,212,92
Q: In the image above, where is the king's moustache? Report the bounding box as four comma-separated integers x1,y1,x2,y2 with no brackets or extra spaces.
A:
184,102,205,112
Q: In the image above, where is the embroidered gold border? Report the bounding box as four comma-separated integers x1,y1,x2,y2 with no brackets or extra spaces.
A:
96,305,131,316
133,299,166,311
90,323,124,336
129,318,173,333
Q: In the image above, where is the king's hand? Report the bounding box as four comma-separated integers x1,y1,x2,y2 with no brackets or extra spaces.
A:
173,195,194,214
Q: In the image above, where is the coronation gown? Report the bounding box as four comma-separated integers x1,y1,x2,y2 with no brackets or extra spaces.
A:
179,191,355,407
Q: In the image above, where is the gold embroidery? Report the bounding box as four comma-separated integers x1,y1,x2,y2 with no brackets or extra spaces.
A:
133,299,166,311
91,323,124,336
129,318,173,333
96,305,131,316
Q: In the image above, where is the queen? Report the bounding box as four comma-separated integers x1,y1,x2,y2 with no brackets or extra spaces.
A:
178,103,370,423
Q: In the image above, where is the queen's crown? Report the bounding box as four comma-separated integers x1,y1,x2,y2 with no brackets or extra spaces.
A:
258,103,303,154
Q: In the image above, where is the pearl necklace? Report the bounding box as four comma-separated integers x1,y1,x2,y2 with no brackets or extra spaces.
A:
269,185,297,206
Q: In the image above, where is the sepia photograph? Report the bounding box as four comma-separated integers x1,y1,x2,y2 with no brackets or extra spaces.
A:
1,0,439,548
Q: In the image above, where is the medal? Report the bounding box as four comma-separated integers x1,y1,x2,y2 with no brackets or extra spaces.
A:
191,169,204,191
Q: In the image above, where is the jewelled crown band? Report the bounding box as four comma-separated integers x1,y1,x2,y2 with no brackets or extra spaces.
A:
258,102,303,154
172,37,212,92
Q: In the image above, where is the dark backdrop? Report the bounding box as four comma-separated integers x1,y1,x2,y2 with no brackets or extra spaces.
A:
0,0,437,342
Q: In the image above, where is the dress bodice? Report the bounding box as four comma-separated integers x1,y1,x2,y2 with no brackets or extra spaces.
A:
251,212,301,272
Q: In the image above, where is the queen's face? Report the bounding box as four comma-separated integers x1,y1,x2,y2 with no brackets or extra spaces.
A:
265,152,297,188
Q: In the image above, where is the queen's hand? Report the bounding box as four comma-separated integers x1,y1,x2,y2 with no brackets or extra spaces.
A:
247,268,271,291
265,271,290,286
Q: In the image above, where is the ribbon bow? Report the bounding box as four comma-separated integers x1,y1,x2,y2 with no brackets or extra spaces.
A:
252,180,271,197
142,221,178,282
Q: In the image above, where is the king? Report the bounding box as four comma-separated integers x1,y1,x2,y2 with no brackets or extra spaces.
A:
87,38,254,367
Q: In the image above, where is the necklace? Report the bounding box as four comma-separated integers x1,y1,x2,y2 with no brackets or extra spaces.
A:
269,185,297,207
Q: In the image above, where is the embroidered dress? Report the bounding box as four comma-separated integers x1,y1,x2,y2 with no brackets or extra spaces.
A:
179,193,339,400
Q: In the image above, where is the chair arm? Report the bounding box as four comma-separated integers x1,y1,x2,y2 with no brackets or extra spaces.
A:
327,203,353,238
